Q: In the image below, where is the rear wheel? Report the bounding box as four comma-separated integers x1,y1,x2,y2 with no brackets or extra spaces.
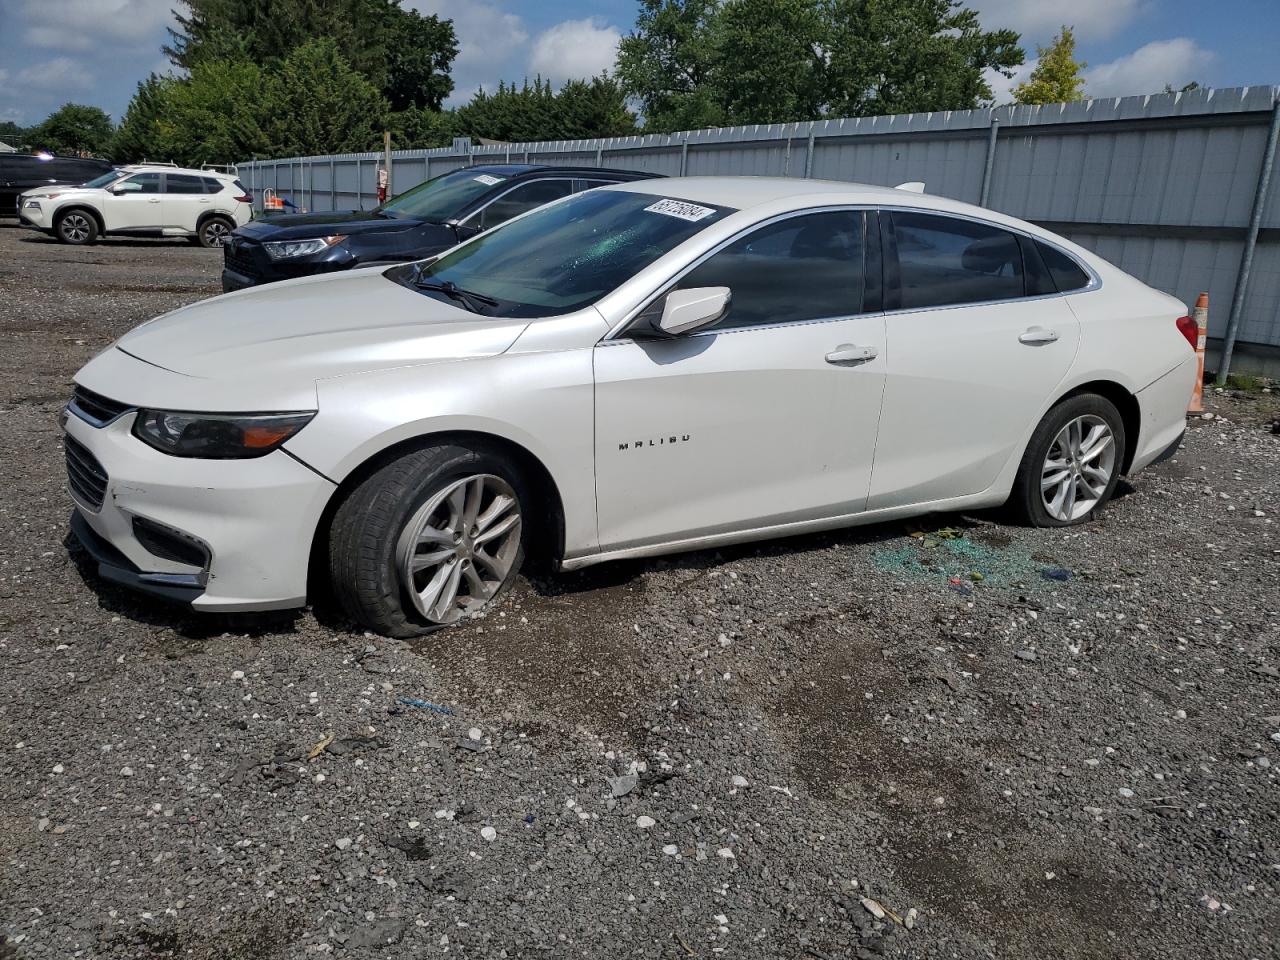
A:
56,209,97,245
197,215,234,248
328,443,527,637
1008,394,1126,526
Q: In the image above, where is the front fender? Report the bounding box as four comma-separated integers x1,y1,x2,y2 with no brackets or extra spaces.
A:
284,348,599,561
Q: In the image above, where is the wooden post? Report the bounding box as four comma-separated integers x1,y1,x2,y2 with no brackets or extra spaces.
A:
1188,293,1209,413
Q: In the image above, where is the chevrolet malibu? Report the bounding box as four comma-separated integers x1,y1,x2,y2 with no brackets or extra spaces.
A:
64,177,1196,637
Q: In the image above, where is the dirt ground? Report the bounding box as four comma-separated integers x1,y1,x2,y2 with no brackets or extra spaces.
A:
0,222,1278,960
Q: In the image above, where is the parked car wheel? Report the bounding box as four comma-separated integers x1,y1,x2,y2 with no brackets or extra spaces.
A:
328,442,527,637
197,215,235,248
1009,394,1127,526
56,209,98,245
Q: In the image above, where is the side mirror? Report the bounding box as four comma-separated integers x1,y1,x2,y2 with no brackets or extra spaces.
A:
111,182,140,194
649,286,731,337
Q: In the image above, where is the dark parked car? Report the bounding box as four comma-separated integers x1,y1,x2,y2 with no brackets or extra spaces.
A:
222,164,660,291
0,153,114,217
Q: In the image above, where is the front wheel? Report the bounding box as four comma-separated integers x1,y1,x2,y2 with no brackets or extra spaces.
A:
1008,394,1127,526
56,210,97,245
328,443,527,637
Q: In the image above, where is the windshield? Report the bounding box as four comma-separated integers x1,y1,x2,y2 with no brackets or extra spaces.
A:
397,189,735,318
378,168,509,221
81,170,122,189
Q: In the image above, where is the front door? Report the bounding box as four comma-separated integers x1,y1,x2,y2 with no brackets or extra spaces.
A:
101,171,164,229
593,209,887,553
867,210,1081,509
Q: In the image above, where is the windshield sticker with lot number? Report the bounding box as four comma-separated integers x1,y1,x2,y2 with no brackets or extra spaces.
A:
473,174,504,186
644,199,717,222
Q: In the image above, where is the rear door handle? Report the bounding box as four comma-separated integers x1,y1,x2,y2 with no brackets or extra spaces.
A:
825,343,878,365
1019,326,1058,345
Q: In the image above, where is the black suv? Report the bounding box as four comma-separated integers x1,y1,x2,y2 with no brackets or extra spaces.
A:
222,164,659,291
0,153,115,217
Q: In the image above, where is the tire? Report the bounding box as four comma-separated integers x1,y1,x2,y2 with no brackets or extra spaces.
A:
1008,393,1127,527
197,215,234,249
55,209,98,245
328,442,528,637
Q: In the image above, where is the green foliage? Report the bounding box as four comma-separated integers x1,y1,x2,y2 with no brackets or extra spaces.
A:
618,0,1025,131
1012,26,1086,105
265,38,389,155
30,104,115,156
0,120,29,149
390,106,459,149
616,0,727,132
152,60,273,165
454,76,637,142
111,75,175,162
166,0,456,110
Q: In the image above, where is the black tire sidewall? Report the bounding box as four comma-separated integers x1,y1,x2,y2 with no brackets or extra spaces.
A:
331,443,529,637
199,217,233,248
56,210,96,245
1013,394,1127,527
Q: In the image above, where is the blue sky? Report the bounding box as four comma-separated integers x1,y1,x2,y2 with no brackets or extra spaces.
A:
0,0,1276,128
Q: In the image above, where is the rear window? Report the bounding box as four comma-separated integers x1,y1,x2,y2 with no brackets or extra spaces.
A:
891,211,1025,309
1036,240,1092,293
202,177,225,193
165,173,206,194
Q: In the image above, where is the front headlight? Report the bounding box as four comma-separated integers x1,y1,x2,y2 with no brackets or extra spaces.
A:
263,236,345,259
24,199,44,209
132,410,315,459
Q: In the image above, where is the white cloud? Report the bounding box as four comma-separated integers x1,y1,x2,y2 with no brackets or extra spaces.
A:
967,0,1147,42
529,18,622,85
1085,38,1215,98
20,0,175,49
16,57,95,93
409,0,529,104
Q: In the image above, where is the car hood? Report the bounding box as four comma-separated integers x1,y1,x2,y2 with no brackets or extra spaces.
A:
237,210,427,241
84,270,529,410
20,186,101,201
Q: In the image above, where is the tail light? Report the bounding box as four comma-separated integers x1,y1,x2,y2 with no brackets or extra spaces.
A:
1175,315,1198,351
234,194,253,203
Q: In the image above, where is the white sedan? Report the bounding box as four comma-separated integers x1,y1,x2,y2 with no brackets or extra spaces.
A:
63,177,1196,636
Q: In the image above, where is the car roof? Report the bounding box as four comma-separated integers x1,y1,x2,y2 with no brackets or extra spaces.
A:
121,164,237,179
605,175,1066,238
466,163,658,180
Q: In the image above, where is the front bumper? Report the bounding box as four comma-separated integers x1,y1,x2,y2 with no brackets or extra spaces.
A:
63,409,336,611
18,201,53,230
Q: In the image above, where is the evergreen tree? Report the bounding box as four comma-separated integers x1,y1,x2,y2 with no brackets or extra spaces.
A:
265,38,389,156
1012,26,1086,105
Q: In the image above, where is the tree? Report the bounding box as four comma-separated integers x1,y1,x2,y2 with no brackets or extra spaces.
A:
264,38,389,156
454,76,637,142
823,0,1023,116
112,75,176,162
31,104,115,156
1012,26,1086,105
152,60,272,165
618,0,1025,132
165,0,456,110
616,0,727,133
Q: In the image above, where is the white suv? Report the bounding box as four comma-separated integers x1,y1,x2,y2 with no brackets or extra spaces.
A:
18,165,253,247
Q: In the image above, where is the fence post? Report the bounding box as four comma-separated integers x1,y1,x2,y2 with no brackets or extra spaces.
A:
595,145,603,166
679,139,689,176
803,130,815,178
355,157,362,208
979,117,1000,207
1217,94,1280,384
330,158,336,211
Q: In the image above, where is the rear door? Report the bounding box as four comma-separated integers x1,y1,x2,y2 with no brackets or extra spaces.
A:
162,173,210,230
867,210,1080,510
593,208,887,553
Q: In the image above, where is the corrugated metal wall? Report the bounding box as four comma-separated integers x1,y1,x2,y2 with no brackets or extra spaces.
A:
237,86,1280,353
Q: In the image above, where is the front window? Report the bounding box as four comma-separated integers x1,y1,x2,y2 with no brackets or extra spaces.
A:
378,169,513,222
395,189,736,319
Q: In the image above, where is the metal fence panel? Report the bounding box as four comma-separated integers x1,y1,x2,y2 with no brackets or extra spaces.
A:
237,85,1280,354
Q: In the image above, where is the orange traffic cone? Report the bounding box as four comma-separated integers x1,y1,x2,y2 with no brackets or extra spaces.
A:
1188,293,1209,414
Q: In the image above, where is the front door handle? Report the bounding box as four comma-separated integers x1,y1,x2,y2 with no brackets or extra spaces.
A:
825,343,878,365
148,197,161,203
1019,326,1059,345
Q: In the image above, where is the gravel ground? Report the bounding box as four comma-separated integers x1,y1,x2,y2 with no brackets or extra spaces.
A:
1,222,1278,960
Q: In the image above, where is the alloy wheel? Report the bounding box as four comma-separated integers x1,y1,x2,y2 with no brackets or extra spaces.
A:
1040,414,1116,522
204,221,230,246
60,214,91,243
395,473,522,625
